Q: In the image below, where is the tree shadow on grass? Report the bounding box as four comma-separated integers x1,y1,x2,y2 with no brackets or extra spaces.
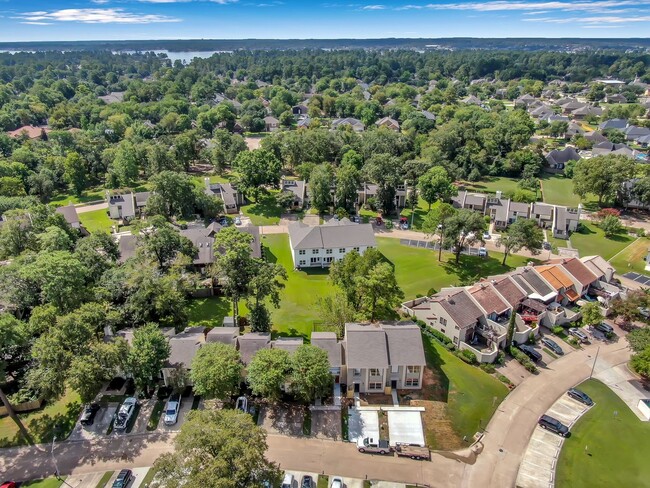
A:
187,296,231,328
244,194,282,221
422,335,450,404
26,399,82,443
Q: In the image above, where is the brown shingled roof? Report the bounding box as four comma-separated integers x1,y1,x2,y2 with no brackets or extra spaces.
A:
468,283,510,315
491,277,526,307
551,258,598,288
536,265,574,291
434,289,483,329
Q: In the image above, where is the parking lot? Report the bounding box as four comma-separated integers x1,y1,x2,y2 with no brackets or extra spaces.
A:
516,393,593,488
282,471,365,488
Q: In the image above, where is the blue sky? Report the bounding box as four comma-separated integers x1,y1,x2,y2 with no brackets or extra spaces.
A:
1,1,650,42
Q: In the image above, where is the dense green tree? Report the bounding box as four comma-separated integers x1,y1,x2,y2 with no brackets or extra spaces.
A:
335,163,361,212
495,218,544,265
581,302,604,327
421,202,456,261
190,343,243,400
627,327,650,353
290,344,332,403
417,166,456,210
573,155,636,204
317,290,356,338
127,323,171,394
599,215,624,237
137,216,196,270
233,149,281,200
150,409,281,488
309,163,334,213
363,153,403,215
439,208,486,263
247,348,290,401
356,262,405,321
63,152,88,197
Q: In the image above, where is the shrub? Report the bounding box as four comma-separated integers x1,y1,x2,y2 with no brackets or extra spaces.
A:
636,228,646,238
427,327,453,345
551,326,565,335
496,351,506,365
508,346,539,373
457,349,478,364
445,342,456,351
522,361,538,373
497,374,513,386
527,331,536,344
385,220,393,229
480,363,496,374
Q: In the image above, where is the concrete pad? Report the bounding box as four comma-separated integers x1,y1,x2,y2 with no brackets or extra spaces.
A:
348,408,378,443
131,400,153,434
130,467,150,488
259,405,305,437
595,362,650,421
69,405,117,441
65,471,105,488
386,410,425,447
158,395,193,432
311,409,342,440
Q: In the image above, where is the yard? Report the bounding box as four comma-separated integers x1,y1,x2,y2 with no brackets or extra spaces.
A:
420,337,508,449
240,193,283,226
259,235,534,337
609,237,649,275
569,222,635,260
49,188,106,207
540,173,598,209
460,176,523,196
22,478,66,488
78,209,115,234
556,379,650,488
0,389,81,448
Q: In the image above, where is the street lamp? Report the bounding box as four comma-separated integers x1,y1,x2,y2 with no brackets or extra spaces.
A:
51,436,74,488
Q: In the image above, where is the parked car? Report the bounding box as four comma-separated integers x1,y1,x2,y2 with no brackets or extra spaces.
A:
114,397,137,432
375,216,383,225
163,395,181,426
639,307,650,319
281,473,294,488
357,436,392,454
301,475,314,488
482,231,491,240
330,477,344,488
351,215,360,223
567,388,594,406
218,217,229,226
594,322,614,335
568,327,589,343
80,403,100,426
236,396,248,413
541,337,564,356
478,247,487,257
234,216,242,226
112,469,133,488
517,344,542,362
538,414,569,437
1,482,17,488
542,241,552,251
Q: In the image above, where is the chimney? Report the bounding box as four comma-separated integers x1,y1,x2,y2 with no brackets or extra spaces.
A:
496,191,502,199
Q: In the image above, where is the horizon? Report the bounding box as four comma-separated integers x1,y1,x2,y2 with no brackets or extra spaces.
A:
3,1,650,42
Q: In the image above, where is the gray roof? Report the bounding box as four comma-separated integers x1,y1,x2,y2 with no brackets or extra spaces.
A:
98,91,125,104
532,202,553,218
585,131,609,144
281,180,306,202
599,118,628,130
167,330,205,368
271,338,304,354
434,289,484,329
381,322,426,367
345,323,389,369
516,268,554,297
118,234,138,263
55,204,79,226
236,332,271,365
331,118,365,130
180,226,214,265
206,326,239,346
546,147,580,166
288,220,375,250
311,332,342,368
108,192,136,217
134,192,151,207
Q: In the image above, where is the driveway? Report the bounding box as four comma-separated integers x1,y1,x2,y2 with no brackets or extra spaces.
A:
347,407,379,443
310,408,342,440
594,361,649,420
69,405,117,441
157,395,193,432
516,393,593,488
461,322,632,488
258,405,305,437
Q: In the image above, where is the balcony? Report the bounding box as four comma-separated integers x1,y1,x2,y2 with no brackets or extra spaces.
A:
513,314,540,344
477,319,507,347
460,340,498,364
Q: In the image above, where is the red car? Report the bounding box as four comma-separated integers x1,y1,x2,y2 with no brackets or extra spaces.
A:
375,216,383,225
1,482,17,488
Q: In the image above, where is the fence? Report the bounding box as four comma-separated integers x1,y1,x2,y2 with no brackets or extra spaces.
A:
0,398,43,416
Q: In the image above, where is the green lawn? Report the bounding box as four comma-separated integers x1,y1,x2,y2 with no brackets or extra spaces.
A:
540,173,598,209
240,193,283,226
50,188,106,207
79,209,115,234
0,389,81,447
460,176,523,196
609,237,649,275
556,379,650,488
187,295,237,329
259,234,534,337
23,478,66,488
570,222,634,260
399,197,437,231
423,337,508,447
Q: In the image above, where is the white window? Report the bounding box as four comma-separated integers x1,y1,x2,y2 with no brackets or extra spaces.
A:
353,369,361,377
310,257,319,264
326,249,333,255
354,247,360,252
339,248,346,253
312,249,319,254
369,382,383,390
369,368,381,377
299,250,306,255
440,317,447,326
299,260,306,266
407,366,420,375
324,257,333,264
405,378,419,387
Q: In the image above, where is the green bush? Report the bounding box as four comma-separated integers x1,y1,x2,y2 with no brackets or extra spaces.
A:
458,349,478,364
636,228,646,238
480,363,496,373
551,326,565,335
385,220,393,229
508,346,539,374
445,342,456,351
496,351,506,365
497,374,513,386
527,331,536,344
426,327,453,345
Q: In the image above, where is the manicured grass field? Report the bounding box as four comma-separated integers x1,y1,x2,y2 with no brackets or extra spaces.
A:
79,209,116,234
240,193,283,226
556,379,650,488
540,173,598,209
570,222,634,260
423,337,508,447
258,234,534,337
609,237,649,275
23,478,66,488
50,188,106,207
460,176,522,196
0,389,81,447
399,197,438,231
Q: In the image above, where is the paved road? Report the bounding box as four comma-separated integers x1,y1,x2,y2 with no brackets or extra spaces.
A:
0,431,465,486
75,202,108,214
460,325,632,488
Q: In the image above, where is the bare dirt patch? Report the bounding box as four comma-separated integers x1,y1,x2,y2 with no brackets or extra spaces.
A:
410,400,463,450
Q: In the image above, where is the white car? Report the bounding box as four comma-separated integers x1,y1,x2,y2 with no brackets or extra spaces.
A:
236,396,248,413
163,395,181,425
478,247,487,257
330,477,344,488
482,232,491,240
569,327,589,343
281,473,294,488
114,397,137,432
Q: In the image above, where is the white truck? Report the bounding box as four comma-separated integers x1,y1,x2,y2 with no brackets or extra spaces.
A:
356,437,392,455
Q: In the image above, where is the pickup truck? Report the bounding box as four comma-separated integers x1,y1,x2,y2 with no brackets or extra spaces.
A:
394,444,430,460
356,437,392,454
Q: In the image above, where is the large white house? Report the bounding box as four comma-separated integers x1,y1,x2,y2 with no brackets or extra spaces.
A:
287,218,376,268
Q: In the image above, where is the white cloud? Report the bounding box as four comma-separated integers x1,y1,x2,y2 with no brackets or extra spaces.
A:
523,14,650,24
21,21,53,25
395,1,645,12
17,8,181,24
137,0,238,3
361,4,386,9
